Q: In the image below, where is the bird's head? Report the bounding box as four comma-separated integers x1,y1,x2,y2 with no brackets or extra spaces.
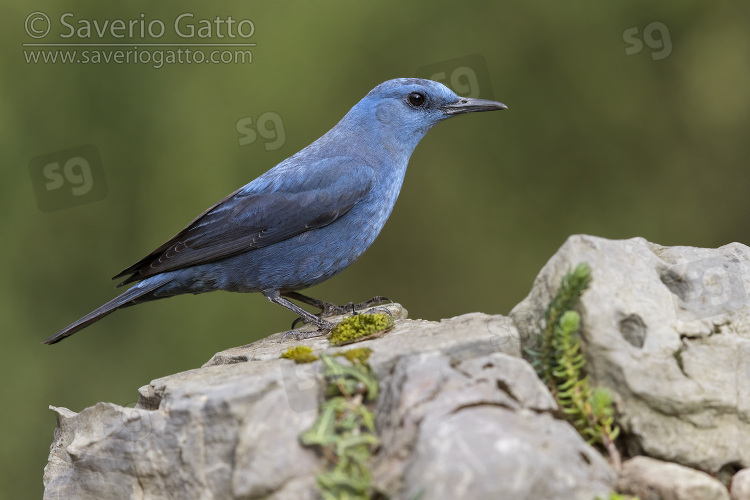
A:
342,78,507,156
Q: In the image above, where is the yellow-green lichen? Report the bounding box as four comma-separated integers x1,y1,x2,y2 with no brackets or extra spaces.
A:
328,313,394,346
280,345,318,364
335,347,373,365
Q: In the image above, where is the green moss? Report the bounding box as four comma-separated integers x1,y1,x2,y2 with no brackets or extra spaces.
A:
280,345,318,364
328,313,394,346
334,347,373,365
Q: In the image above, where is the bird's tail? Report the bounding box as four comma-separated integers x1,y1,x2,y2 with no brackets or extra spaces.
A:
44,277,169,345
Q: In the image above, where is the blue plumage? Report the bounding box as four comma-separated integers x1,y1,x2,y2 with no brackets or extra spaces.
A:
45,78,506,344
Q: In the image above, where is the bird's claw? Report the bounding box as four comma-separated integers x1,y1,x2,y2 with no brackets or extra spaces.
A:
290,296,393,328
362,307,392,317
320,295,393,318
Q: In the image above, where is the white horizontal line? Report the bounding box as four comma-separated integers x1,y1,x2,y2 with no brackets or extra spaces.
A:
22,43,257,47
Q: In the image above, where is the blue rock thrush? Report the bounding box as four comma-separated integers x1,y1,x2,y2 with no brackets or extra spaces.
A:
45,78,506,344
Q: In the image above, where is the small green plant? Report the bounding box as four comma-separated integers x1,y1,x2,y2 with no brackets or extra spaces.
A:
596,493,640,500
526,263,621,469
328,313,394,346
528,262,592,383
299,350,379,499
280,345,318,364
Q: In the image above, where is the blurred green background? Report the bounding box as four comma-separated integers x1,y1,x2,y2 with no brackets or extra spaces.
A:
3,0,750,497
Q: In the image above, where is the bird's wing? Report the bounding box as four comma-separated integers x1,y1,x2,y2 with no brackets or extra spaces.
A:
113,160,376,285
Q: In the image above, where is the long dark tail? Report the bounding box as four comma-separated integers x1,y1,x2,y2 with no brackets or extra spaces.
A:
44,277,169,345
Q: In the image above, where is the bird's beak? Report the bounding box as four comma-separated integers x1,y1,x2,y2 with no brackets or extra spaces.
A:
441,97,508,115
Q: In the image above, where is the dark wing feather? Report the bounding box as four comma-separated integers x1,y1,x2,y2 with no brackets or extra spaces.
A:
114,162,375,285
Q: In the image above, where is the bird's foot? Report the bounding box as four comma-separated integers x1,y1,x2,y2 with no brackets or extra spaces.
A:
289,296,393,328
282,306,393,342
322,295,392,317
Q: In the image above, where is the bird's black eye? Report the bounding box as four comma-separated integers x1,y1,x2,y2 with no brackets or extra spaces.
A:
408,92,426,107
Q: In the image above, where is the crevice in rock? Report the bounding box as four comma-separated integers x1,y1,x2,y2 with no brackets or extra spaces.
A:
618,314,647,348
450,401,516,414
673,345,688,377
495,379,521,404
215,354,250,365
713,321,729,335
449,362,474,380
135,470,145,500
659,267,691,300
718,461,742,487
621,431,645,462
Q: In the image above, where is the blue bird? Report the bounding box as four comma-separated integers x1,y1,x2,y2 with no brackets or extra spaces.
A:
45,78,506,344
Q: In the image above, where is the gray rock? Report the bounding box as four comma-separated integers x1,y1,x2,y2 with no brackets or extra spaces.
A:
732,469,750,500
44,304,615,499
376,352,614,500
48,235,750,499
617,456,729,500
511,235,750,473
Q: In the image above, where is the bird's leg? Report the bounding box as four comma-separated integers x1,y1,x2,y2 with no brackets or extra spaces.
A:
264,292,333,340
281,291,344,317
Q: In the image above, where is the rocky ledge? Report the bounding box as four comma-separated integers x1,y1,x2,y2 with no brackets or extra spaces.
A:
44,235,750,500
